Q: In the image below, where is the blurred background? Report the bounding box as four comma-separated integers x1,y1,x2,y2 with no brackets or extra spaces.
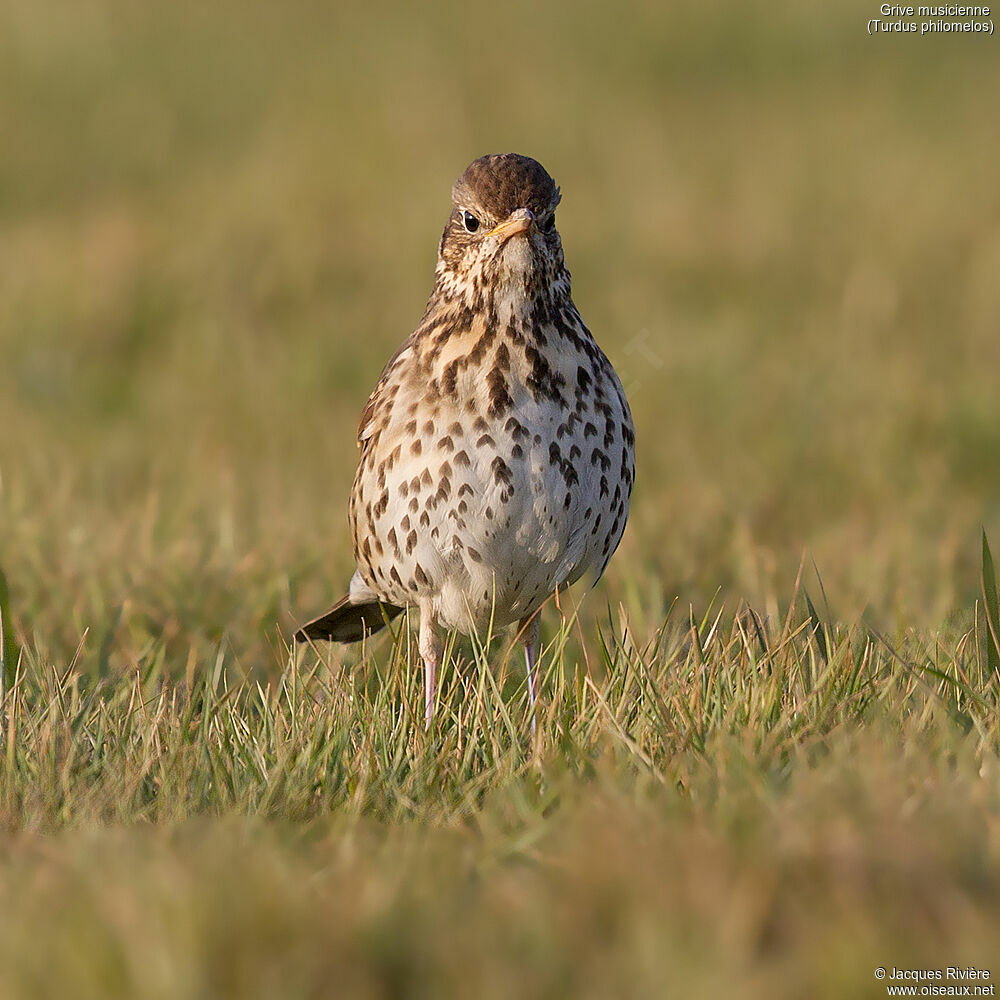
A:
2,0,999,675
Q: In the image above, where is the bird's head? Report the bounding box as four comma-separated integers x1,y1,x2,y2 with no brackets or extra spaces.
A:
435,154,565,309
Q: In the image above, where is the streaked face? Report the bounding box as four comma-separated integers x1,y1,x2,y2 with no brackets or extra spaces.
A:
438,154,564,290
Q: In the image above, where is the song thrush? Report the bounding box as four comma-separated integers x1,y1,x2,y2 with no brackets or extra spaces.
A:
295,153,635,730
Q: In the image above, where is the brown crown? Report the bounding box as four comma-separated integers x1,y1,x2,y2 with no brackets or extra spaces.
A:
452,154,561,220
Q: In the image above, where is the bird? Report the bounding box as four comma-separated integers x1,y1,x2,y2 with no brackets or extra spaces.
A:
295,153,635,731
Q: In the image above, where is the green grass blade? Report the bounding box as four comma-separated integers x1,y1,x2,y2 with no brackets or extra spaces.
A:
983,530,1000,679
0,564,20,692
804,590,829,664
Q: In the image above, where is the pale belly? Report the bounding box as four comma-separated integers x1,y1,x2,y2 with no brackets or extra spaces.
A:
351,387,632,634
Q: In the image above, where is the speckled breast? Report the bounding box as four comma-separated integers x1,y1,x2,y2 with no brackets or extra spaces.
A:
349,313,634,634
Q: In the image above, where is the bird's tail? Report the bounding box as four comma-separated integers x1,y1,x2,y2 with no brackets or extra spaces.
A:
294,595,404,644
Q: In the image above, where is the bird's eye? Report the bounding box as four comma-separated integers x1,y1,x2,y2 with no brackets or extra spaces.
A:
462,210,480,233
542,213,556,232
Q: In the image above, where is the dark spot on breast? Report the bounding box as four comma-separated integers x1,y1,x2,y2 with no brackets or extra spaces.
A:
487,368,512,417
491,457,513,487
467,336,487,366
454,304,474,332
524,343,567,403
505,417,528,440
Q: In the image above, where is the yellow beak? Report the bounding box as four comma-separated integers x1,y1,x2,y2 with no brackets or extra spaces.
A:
488,210,534,243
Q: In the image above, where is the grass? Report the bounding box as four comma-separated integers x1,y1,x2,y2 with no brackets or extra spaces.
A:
2,0,1000,995
0,590,998,997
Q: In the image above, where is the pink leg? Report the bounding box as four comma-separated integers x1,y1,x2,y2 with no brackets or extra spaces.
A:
424,658,436,731
520,615,541,737
418,609,441,731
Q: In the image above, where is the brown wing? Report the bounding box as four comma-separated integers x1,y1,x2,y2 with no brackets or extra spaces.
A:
355,295,450,445
356,334,416,446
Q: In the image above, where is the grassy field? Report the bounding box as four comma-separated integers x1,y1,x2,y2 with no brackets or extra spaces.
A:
2,0,1000,995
